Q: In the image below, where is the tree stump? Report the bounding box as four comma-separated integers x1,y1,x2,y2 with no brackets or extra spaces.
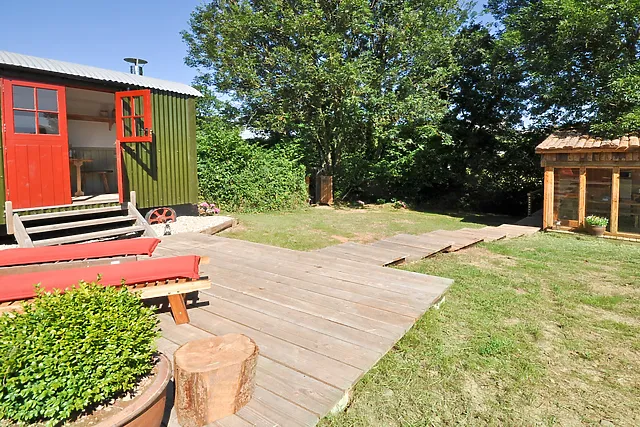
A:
174,334,259,427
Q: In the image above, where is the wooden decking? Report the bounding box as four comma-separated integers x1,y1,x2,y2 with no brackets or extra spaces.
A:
316,224,540,266
155,233,453,426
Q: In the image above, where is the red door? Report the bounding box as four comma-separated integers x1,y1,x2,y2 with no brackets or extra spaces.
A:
114,89,153,203
2,79,71,208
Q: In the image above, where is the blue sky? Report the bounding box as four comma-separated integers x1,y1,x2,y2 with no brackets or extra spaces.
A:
1,1,489,86
1,0,202,84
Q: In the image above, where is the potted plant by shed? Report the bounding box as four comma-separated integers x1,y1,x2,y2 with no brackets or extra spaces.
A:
585,215,609,237
0,282,168,427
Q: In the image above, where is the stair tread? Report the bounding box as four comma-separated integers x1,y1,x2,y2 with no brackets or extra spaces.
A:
33,225,145,247
26,215,136,234
19,205,124,222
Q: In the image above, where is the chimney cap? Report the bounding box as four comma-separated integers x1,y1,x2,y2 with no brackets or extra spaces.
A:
124,57,148,65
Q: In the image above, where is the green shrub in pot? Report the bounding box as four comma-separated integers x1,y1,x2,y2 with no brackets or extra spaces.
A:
585,215,609,227
0,282,158,426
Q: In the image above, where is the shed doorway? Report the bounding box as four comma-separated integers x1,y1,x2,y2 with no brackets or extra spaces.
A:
66,87,118,201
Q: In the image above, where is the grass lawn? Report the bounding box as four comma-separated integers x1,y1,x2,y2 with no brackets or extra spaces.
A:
223,205,514,251
222,207,639,426
320,233,640,426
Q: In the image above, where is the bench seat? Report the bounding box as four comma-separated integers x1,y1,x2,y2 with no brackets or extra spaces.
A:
0,255,210,324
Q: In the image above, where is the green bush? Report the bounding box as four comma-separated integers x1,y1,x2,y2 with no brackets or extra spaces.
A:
0,283,158,426
197,118,308,212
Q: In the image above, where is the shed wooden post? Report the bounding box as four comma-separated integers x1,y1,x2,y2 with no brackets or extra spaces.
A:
578,167,586,228
174,334,258,427
610,167,620,234
543,167,554,229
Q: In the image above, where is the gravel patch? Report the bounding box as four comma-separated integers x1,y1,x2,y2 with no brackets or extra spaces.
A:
151,215,235,236
0,215,234,249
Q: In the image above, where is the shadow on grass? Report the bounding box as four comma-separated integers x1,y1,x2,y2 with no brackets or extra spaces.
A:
410,205,521,227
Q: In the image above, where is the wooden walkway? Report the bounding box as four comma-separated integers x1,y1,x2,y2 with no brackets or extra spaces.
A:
315,224,540,266
154,233,453,426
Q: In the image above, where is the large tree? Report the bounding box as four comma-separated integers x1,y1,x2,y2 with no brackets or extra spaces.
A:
183,0,466,185
440,24,542,212
488,0,640,135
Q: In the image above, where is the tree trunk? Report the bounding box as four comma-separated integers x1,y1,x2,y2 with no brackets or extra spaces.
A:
174,334,259,427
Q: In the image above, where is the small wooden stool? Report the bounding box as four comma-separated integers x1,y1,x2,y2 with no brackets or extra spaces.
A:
174,334,259,427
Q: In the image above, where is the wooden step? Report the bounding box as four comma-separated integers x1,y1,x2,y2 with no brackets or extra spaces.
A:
26,215,135,234
370,240,450,262
32,225,145,247
477,226,509,240
457,228,506,242
497,224,540,237
19,205,124,222
381,234,455,251
315,242,407,266
421,230,483,251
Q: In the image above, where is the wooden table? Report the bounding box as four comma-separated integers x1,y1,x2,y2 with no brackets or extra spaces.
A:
69,158,92,196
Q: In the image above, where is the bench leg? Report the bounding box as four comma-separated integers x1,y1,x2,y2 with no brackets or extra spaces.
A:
99,172,111,193
168,294,190,325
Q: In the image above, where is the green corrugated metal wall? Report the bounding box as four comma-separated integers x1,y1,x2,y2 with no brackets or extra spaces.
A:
121,91,198,209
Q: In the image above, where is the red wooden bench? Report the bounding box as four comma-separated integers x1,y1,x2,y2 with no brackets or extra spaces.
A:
0,255,210,324
0,238,161,276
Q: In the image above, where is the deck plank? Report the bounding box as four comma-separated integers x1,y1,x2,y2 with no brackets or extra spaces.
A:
165,234,452,289
196,291,385,369
316,242,407,266
156,233,453,426
198,238,452,294
203,286,393,351
187,307,364,390
421,230,483,251
184,244,437,311
158,316,345,424
207,262,411,332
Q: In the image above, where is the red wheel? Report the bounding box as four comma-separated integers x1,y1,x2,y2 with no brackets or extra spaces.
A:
145,207,177,225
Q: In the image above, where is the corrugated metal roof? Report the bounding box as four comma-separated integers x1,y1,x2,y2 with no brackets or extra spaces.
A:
0,51,201,97
536,130,640,152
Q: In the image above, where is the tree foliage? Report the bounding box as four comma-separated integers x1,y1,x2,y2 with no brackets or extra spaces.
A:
488,0,640,135
197,118,308,212
186,0,640,214
183,0,466,180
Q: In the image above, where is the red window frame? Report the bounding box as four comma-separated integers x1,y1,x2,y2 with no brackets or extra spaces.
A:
115,89,153,143
6,82,63,137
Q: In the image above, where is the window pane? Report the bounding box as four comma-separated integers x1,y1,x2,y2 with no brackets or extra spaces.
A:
135,117,145,137
122,96,132,116
123,117,132,137
618,169,640,235
13,85,34,109
37,88,58,111
38,112,59,134
134,95,144,116
553,168,579,227
586,168,612,230
14,110,36,134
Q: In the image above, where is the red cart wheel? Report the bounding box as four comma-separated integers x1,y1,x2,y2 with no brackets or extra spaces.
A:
145,207,177,225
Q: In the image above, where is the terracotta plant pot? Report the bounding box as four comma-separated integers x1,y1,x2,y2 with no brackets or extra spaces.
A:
590,225,606,237
93,353,172,427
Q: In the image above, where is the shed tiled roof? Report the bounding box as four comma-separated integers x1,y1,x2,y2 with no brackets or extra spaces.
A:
536,130,640,153
0,51,201,97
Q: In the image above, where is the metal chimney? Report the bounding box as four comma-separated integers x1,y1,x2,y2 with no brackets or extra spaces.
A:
124,57,148,76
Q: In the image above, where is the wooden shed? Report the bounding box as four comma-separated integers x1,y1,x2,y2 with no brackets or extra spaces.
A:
0,51,200,232
537,130,640,237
